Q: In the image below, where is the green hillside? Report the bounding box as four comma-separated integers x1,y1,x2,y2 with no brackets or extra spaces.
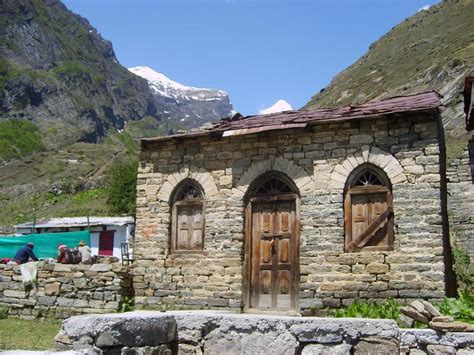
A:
306,0,473,137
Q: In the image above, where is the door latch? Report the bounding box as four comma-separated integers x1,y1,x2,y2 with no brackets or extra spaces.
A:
269,239,275,254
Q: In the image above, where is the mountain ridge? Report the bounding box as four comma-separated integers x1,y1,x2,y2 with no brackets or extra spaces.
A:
305,0,473,138
129,66,232,128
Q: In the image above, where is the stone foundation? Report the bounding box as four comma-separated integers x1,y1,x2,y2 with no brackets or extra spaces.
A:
0,261,133,319
55,311,474,354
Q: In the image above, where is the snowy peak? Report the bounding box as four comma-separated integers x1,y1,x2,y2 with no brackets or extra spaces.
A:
128,66,233,128
129,66,227,100
259,99,293,115
129,66,188,91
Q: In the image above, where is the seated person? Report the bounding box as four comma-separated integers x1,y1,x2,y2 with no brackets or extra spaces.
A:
14,242,39,264
57,244,68,264
78,240,91,264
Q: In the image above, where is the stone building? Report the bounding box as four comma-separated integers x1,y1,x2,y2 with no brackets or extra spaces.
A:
133,91,455,314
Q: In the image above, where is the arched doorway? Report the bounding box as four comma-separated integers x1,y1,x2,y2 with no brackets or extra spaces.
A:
244,172,300,312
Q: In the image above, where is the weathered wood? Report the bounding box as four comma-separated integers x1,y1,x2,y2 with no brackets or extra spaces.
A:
347,207,393,252
248,198,298,311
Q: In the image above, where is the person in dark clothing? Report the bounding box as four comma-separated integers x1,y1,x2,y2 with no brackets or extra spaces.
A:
14,242,39,264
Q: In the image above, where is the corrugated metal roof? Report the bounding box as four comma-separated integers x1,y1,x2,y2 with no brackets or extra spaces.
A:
142,91,442,144
15,216,134,229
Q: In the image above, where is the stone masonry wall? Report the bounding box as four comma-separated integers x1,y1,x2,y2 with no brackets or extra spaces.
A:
447,136,474,260
55,311,474,354
0,261,132,319
134,111,447,312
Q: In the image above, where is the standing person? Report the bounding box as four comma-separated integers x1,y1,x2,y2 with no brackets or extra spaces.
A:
78,240,91,264
14,242,39,264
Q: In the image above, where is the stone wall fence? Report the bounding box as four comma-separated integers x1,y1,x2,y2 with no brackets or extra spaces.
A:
54,311,474,354
0,260,133,319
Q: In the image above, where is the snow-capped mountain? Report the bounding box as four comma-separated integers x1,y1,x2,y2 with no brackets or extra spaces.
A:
259,99,293,115
129,66,233,129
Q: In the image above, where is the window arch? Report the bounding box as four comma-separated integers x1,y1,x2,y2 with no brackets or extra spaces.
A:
171,179,205,253
344,164,394,252
246,171,299,202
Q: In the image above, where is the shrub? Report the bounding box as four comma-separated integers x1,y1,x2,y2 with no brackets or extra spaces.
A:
330,299,399,320
451,243,473,292
437,289,474,324
0,307,8,319
118,296,134,313
106,160,138,215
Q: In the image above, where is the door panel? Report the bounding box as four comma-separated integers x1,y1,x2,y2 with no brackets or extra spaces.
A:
250,200,298,310
350,192,389,248
367,193,388,247
176,205,203,250
99,231,114,256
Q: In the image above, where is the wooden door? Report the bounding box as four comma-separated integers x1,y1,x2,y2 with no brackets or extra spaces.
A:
250,199,298,310
99,231,114,256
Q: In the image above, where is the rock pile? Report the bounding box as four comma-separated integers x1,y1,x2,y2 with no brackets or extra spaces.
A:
399,300,474,332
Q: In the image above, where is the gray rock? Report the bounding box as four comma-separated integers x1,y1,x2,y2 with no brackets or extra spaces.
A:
411,300,433,320
301,343,352,355
400,329,474,348
401,306,430,324
432,316,454,323
421,300,441,318
354,336,399,355
429,321,474,332
409,349,427,355
399,313,415,328
426,344,456,355
89,264,112,272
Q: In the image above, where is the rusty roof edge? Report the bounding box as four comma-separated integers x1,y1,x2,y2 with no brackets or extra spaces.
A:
141,91,443,145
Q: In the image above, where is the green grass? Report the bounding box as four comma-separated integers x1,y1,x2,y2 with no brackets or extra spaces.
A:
0,318,60,350
0,120,44,161
445,135,471,166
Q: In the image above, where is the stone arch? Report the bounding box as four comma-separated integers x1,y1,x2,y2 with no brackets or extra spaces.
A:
157,166,218,202
232,156,312,199
329,145,407,192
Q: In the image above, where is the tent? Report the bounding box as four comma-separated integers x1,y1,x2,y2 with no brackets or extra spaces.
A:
0,231,90,259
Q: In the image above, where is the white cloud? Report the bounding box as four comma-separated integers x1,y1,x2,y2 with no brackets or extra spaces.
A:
418,4,431,12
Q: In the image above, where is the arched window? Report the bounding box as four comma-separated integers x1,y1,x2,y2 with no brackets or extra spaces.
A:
171,180,205,252
344,164,394,252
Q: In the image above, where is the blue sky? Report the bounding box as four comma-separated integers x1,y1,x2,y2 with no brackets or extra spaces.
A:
63,0,439,115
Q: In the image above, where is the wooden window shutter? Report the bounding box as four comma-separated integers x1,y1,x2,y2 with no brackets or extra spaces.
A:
344,166,394,252
171,180,205,253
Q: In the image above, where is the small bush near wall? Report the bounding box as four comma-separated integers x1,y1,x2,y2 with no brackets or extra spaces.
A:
331,299,399,320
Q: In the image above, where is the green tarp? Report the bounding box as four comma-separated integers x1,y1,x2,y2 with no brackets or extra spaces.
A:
0,231,90,259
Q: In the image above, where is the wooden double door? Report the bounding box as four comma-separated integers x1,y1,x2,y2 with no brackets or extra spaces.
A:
247,197,299,311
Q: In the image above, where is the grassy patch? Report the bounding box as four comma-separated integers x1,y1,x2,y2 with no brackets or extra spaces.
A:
306,1,474,109
437,290,474,324
0,318,60,350
0,119,44,161
445,135,470,166
330,299,399,320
